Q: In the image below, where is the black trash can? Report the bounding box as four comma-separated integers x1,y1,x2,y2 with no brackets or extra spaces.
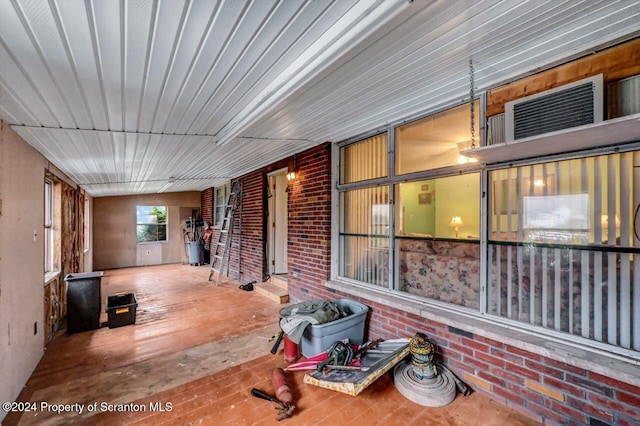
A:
65,271,103,334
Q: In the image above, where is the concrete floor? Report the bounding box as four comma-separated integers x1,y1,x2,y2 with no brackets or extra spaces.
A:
4,264,541,425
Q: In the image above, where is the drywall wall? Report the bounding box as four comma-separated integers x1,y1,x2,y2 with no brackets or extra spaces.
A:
0,121,47,420
93,192,201,270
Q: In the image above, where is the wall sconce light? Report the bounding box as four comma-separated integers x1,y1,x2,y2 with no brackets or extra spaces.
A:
450,216,464,238
287,153,297,181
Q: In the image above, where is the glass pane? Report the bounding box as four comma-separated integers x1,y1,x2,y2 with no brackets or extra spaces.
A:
397,238,480,309
395,174,480,239
395,101,480,175
341,235,388,287
489,153,636,247
339,186,390,287
341,187,389,235
487,150,640,352
137,224,158,242
394,173,481,310
340,133,388,184
137,206,167,224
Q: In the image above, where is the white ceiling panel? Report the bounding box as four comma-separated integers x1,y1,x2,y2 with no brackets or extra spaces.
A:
1,0,639,197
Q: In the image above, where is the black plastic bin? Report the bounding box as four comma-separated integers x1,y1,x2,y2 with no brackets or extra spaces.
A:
106,293,138,328
65,271,103,334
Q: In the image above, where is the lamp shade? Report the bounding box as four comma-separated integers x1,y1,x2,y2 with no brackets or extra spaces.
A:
450,216,464,227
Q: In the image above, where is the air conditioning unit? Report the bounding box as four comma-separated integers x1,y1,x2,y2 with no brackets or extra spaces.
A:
608,74,640,119
505,74,603,141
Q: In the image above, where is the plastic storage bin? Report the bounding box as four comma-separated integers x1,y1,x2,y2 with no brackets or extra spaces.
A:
299,299,368,357
65,271,103,334
106,293,138,328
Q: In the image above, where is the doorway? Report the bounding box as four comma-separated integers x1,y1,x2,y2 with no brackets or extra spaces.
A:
267,169,288,276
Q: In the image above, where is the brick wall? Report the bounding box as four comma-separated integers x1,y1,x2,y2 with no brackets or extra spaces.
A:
286,143,333,302
200,188,213,225
200,141,640,425
317,293,640,426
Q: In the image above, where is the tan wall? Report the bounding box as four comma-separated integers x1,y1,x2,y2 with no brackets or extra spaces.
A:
0,121,47,416
93,192,201,270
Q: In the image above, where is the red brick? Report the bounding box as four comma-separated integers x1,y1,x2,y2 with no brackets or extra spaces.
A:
566,396,614,423
505,344,543,361
505,362,541,381
489,365,525,385
543,376,586,399
490,347,524,365
449,341,475,357
523,359,564,379
475,335,505,349
461,337,490,353
616,391,640,409
527,400,569,424
477,371,506,388
506,382,544,405
462,354,491,372
589,392,640,421
565,373,614,397
541,356,586,376
544,398,587,423
475,351,506,368
493,384,526,406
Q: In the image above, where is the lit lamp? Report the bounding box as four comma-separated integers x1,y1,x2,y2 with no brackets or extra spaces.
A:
450,216,463,238
601,214,621,228
286,153,297,181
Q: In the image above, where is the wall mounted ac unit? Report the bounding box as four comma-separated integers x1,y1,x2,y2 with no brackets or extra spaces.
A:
505,74,603,141
608,74,640,119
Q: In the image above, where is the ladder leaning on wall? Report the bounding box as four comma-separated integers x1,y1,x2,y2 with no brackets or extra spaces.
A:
208,180,242,285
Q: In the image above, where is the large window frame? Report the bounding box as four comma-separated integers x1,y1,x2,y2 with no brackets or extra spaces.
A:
214,183,230,227
335,100,484,309
136,205,168,244
332,95,640,360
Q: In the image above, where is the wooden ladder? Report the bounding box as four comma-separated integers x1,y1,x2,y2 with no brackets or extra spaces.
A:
208,181,242,285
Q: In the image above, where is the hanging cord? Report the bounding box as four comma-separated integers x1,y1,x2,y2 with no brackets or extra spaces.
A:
469,59,476,148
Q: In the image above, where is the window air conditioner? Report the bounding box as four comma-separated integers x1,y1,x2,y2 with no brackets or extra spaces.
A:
504,74,603,141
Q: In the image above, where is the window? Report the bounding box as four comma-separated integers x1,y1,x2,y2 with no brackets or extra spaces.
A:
395,101,479,175
395,174,481,309
214,184,230,227
44,180,54,273
136,206,167,243
488,152,640,351
340,133,388,184
338,102,481,308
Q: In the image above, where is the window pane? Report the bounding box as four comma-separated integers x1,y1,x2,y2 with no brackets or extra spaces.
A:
340,133,388,184
395,101,479,175
339,186,389,287
215,185,228,226
395,174,480,239
394,174,481,309
487,151,640,352
136,206,167,242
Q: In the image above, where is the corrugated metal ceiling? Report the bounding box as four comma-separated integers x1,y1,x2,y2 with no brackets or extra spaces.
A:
1,0,639,196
